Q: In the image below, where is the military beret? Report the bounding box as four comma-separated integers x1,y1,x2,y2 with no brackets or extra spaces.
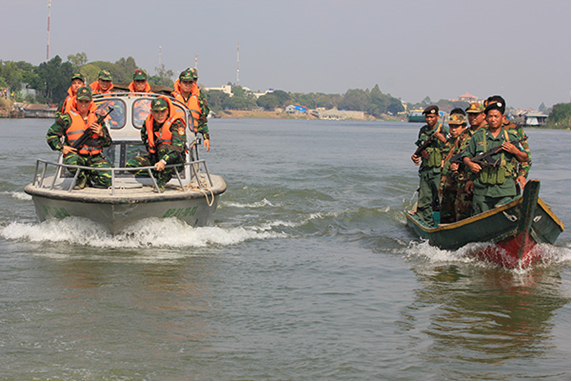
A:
423,105,439,115
485,101,505,115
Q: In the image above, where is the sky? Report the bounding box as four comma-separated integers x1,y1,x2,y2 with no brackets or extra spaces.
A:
0,0,570,110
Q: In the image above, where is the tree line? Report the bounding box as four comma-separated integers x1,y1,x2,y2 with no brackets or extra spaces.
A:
0,54,569,127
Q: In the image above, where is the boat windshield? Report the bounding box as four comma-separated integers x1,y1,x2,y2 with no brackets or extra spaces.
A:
102,141,147,175
132,98,189,129
94,99,126,129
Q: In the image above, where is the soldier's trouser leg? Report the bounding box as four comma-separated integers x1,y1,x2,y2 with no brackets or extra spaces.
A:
63,152,88,183
439,175,457,224
471,194,505,215
455,182,473,221
126,155,153,176
417,171,439,226
86,154,112,187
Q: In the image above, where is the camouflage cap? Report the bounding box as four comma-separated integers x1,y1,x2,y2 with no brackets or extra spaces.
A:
133,69,147,81
71,72,85,83
98,70,113,81
448,113,467,125
76,86,92,101
179,68,197,81
151,98,169,111
465,102,485,114
422,105,439,115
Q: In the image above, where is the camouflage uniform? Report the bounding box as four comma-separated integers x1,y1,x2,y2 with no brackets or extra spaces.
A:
439,113,466,224
454,102,486,221
126,98,186,190
172,68,211,139
414,106,449,226
46,90,112,188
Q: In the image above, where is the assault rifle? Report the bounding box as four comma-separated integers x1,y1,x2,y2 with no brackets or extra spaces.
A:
413,134,434,159
469,136,528,168
71,107,114,149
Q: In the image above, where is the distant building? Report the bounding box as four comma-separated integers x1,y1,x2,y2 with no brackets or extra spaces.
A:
203,85,233,96
521,111,548,127
285,104,308,114
456,93,479,102
311,108,365,120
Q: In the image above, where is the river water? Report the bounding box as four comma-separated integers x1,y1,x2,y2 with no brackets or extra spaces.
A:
0,118,570,380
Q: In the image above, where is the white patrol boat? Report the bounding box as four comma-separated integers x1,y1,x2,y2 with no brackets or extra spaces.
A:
24,91,226,234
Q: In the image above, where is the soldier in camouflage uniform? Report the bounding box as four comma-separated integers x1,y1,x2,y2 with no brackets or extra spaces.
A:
46,86,112,189
439,111,467,224
126,97,186,193
453,102,488,220
485,95,531,192
411,105,449,226
171,68,211,151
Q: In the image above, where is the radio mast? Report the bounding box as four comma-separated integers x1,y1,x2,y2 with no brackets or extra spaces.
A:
46,0,51,60
158,46,162,66
237,42,240,84
195,53,198,69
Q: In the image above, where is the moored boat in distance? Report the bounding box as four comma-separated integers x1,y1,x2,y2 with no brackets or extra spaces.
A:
405,179,564,268
407,109,425,123
24,92,226,234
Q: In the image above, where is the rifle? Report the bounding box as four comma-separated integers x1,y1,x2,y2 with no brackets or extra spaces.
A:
71,107,114,149
413,134,435,159
469,136,528,168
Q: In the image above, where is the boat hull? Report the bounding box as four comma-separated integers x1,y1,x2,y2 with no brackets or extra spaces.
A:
405,180,564,268
24,173,226,234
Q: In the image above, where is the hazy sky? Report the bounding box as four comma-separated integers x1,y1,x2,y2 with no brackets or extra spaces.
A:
1,0,570,109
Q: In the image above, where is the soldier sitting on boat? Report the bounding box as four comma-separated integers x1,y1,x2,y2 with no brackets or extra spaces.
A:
461,97,528,215
126,96,186,193
128,69,153,94
46,86,113,190
57,72,86,118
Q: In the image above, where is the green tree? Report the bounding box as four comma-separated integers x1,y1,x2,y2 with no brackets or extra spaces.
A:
150,64,174,87
67,52,88,70
37,55,73,103
257,92,281,110
547,103,571,128
205,90,231,112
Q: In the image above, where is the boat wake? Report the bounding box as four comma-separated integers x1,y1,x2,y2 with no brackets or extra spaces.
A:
0,216,286,249
403,240,570,271
2,191,31,201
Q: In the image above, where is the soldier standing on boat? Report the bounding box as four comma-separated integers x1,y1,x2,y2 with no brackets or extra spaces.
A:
46,86,113,190
171,68,211,152
439,110,467,224
411,105,448,226
485,95,531,192
90,70,115,95
453,101,487,220
126,97,186,193
57,72,86,117
461,99,528,215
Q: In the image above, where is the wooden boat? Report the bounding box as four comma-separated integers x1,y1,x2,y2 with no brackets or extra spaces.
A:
24,92,226,234
405,179,565,268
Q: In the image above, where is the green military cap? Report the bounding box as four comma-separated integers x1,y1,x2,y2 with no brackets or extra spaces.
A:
449,113,467,125
76,86,92,101
151,98,169,111
423,105,439,115
190,68,198,79
179,68,196,81
133,69,147,80
98,69,113,81
485,101,505,115
71,72,85,82
465,102,485,113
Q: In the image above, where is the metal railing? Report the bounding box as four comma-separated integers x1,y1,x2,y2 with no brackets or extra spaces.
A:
31,158,214,195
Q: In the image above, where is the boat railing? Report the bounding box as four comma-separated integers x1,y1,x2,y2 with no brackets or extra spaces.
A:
31,158,214,195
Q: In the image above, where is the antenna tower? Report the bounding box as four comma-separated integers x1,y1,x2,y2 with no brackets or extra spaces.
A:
195,53,198,69
46,0,51,60
237,42,240,84
158,46,162,66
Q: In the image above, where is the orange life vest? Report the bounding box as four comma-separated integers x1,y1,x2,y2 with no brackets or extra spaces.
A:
66,106,103,156
144,97,185,154
128,81,152,93
172,79,201,131
90,80,115,95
